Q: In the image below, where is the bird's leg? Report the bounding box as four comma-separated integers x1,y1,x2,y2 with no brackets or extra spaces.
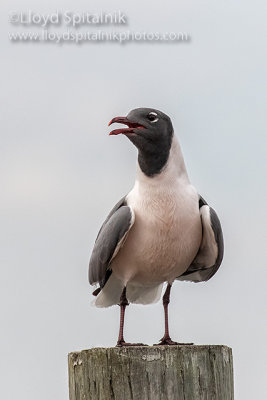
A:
116,287,129,346
158,283,177,345
116,287,147,347
155,283,193,346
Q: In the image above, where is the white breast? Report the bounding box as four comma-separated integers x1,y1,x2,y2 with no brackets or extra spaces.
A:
111,136,202,286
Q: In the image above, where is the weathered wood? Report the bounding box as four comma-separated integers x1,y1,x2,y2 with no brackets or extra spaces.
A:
68,345,234,400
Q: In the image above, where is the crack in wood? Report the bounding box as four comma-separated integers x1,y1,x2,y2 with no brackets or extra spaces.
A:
68,346,234,400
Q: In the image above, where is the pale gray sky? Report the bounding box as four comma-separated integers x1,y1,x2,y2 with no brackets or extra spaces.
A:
0,0,266,399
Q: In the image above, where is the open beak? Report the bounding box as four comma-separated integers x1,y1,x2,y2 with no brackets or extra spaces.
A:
108,116,145,136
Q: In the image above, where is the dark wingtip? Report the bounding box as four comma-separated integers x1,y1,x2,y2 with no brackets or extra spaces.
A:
92,288,101,296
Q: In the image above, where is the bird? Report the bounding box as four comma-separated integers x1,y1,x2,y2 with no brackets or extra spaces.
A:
88,107,224,347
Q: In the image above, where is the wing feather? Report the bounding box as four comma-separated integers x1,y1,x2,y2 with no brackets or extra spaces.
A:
89,200,134,289
177,196,224,282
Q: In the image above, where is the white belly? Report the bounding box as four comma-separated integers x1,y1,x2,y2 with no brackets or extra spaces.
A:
111,182,202,286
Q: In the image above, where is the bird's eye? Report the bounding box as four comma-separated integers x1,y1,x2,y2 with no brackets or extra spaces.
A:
147,112,159,123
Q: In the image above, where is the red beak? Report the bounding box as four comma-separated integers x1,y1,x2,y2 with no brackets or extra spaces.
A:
108,116,145,136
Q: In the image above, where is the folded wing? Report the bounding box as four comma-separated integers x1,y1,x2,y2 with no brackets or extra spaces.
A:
89,196,135,291
177,196,224,282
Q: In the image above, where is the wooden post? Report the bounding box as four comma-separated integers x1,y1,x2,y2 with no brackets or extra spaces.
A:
68,345,234,400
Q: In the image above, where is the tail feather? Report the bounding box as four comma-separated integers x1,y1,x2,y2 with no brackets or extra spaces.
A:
94,274,124,308
93,275,163,307
126,283,163,305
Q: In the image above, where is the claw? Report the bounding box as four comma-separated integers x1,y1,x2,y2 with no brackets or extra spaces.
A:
153,335,193,346
116,340,148,347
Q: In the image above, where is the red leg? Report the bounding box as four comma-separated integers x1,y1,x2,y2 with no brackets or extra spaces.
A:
116,287,128,346
155,283,193,346
116,287,147,347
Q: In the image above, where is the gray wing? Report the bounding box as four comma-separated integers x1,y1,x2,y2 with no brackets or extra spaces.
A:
89,196,135,289
177,195,224,282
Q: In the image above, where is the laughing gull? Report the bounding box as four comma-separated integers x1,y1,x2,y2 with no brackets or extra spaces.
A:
89,108,224,346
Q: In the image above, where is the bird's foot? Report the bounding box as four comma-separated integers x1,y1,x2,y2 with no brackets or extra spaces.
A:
116,340,148,347
154,337,178,346
154,335,193,346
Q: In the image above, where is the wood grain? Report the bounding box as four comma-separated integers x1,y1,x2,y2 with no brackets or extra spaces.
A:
68,345,234,400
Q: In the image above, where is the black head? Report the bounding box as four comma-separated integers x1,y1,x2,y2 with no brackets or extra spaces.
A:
109,107,174,177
